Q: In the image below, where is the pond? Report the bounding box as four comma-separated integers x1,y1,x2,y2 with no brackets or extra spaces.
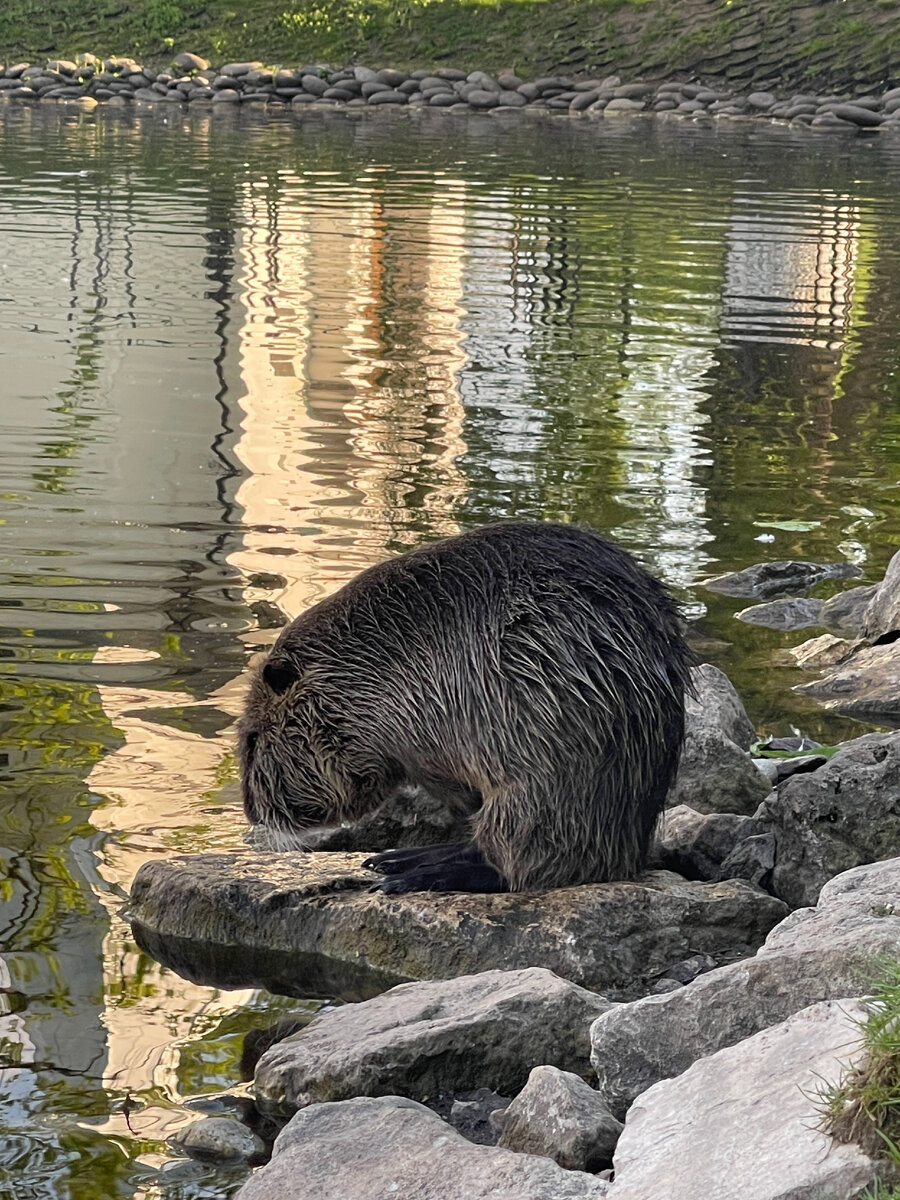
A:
1,99,900,1197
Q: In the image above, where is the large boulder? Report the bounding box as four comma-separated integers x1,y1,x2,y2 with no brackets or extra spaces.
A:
606,1000,879,1200
237,1096,611,1200
590,855,900,1117
252,968,611,1110
130,852,787,997
667,664,770,815
762,732,900,907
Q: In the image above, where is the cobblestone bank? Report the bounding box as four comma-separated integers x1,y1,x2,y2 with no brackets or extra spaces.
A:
3,52,900,133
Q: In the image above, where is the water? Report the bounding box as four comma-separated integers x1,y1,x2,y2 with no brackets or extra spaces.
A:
1,99,900,1196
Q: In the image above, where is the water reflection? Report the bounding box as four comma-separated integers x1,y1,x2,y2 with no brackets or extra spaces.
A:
723,195,863,349
1,103,900,1197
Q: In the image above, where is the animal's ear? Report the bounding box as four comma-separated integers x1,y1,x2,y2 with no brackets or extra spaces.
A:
262,657,298,695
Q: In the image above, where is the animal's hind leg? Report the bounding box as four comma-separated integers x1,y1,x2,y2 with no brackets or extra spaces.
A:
472,779,592,892
364,843,507,894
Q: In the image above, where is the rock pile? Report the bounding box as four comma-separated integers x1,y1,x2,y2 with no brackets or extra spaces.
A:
3,54,900,132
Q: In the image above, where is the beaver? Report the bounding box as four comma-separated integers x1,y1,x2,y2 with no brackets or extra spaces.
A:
238,521,693,894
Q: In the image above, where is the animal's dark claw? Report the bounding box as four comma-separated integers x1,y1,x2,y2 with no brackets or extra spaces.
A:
362,842,507,893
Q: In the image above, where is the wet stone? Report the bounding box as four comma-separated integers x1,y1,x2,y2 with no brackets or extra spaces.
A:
171,1116,266,1164
301,75,328,96
831,103,884,126
368,89,408,105
374,68,408,87
172,53,209,73
605,97,645,112
467,89,500,109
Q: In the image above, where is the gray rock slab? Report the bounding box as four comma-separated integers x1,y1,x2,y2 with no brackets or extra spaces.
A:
237,1096,610,1200
130,853,788,996
787,632,857,672
763,731,900,907
735,596,823,630
606,1000,878,1200
794,640,900,720
704,559,860,599
590,854,900,1117
253,967,610,1109
832,102,885,126
498,1065,623,1171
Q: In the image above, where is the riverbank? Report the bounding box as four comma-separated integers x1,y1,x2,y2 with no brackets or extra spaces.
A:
0,0,898,96
4,55,900,134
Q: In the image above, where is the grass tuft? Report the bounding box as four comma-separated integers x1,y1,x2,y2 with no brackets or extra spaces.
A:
819,958,900,1172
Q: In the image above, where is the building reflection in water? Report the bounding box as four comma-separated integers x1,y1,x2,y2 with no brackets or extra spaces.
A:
229,169,470,620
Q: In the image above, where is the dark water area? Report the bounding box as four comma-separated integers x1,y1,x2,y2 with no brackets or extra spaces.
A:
1,98,900,1196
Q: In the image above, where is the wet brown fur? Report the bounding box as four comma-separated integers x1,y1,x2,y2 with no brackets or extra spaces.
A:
238,522,692,892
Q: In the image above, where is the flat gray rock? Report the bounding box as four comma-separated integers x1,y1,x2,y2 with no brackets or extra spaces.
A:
735,596,823,630
590,855,900,1117
253,967,610,1109
607,1000,878,1200
170,1116,266,1163
794,640,900,721
130,853,788,996
704,559,860,599
787,632,856,671
237,1096,610,1200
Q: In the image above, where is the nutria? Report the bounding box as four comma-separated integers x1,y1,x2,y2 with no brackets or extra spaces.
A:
238,522,692,893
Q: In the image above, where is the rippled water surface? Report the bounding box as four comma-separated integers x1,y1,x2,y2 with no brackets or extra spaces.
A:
2,100,900,1196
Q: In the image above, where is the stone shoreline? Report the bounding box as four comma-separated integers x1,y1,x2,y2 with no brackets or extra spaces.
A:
4,52,900,133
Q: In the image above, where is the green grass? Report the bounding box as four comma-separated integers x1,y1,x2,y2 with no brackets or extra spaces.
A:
819,959,900,1178
0,0,643,72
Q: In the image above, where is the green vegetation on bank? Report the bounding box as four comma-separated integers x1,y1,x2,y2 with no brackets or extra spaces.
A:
0,0,643,73
820,959,900,1190
0,0,898,85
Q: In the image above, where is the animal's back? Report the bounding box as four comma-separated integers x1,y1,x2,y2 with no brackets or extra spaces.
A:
241,522,692,893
